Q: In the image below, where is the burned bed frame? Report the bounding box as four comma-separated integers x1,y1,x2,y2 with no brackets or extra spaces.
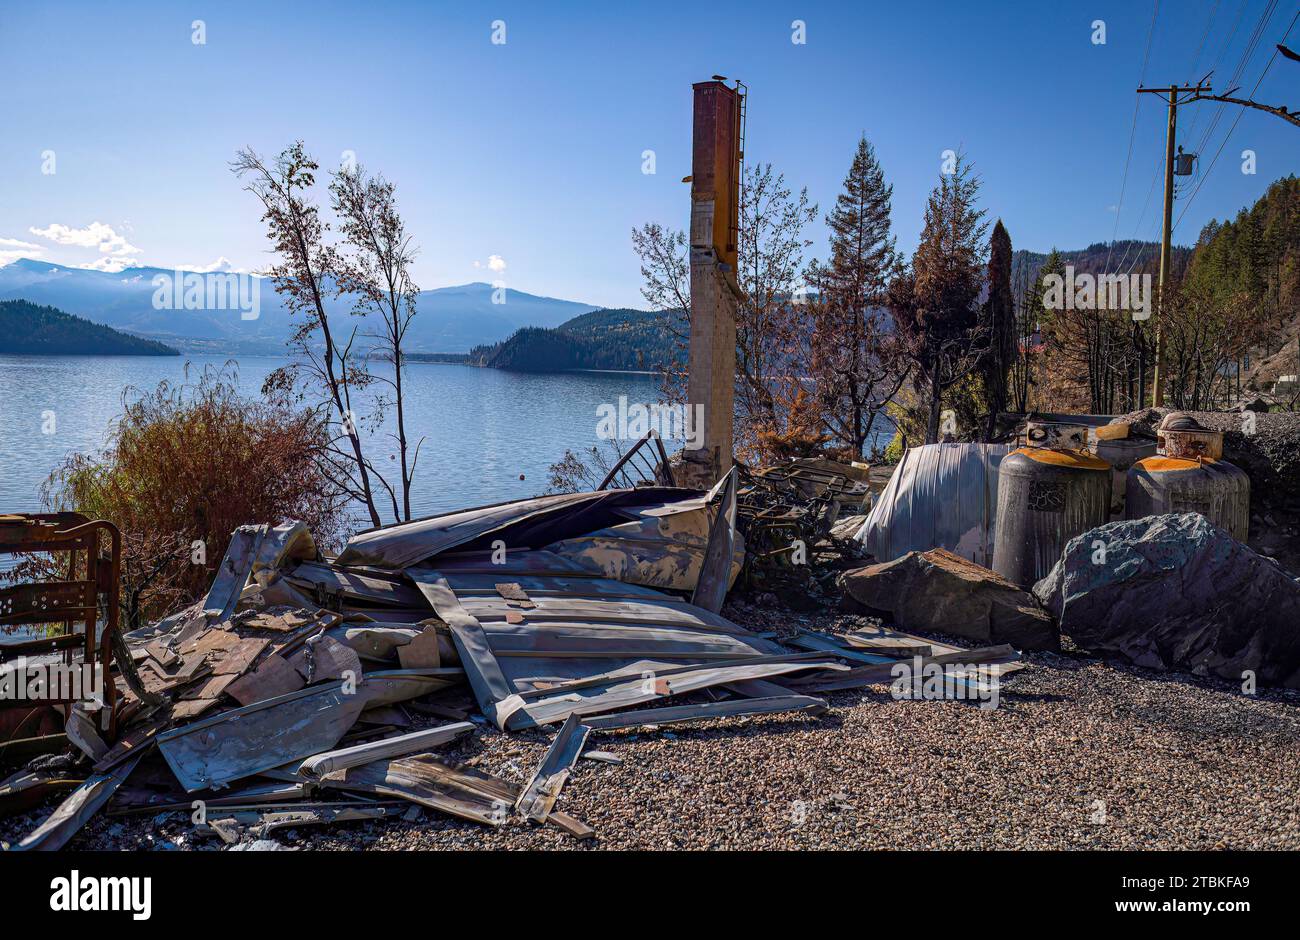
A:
0,512,121,724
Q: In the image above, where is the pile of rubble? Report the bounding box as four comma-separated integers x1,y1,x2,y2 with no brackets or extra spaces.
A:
734,456,874,607
2,470,1016,851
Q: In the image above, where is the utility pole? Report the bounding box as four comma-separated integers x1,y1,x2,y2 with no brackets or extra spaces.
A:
1135,82,1211,407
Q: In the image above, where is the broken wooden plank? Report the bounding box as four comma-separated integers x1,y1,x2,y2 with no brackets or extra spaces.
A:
94,716,169,773
211,637,270,676
225,653,305,706
182,672,239,701
547,810,595,840
182,626,244,658
169,697,224,721
396,626,442,669
319,753,518,826
145,639,179,669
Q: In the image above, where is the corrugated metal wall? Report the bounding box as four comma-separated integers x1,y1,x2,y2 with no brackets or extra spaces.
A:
854,443,1011,567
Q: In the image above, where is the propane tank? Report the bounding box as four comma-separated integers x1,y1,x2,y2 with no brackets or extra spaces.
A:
992,423,1112,587
1127,420,1249,540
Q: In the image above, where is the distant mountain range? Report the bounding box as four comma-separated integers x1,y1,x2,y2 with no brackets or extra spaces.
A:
0,299,178,356
1011,239,1188,287
0,259,598,354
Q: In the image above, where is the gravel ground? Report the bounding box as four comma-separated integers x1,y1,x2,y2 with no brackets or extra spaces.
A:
4,602,1299,852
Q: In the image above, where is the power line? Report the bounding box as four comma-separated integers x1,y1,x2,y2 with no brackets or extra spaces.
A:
1173,5,1297,235
1190,0,1279,160
1115,153,1165,275
1180,0,1225,145
1187,0,1220,79
1104,0,1162,273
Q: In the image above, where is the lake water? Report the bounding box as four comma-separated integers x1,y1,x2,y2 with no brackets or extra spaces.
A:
0,354,659,526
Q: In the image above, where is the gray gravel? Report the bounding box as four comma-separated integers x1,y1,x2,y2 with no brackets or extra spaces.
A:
5,606,1299,852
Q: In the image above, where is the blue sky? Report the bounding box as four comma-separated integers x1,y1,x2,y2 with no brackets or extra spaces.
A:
1,0,1296,308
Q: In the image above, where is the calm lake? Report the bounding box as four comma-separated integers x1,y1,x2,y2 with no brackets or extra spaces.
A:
0,354,659,526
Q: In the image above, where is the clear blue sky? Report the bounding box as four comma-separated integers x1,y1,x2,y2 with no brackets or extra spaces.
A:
1,0,1296,308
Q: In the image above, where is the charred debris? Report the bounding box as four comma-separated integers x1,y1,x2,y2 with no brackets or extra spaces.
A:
2,445,1018,850
6,407,1298,850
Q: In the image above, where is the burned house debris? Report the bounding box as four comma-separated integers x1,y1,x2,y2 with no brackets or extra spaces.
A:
4,398,1299,852
2,461,1012,851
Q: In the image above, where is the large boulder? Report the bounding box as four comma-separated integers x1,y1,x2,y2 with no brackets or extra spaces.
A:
1034,513,1300,688
839,548,1058,651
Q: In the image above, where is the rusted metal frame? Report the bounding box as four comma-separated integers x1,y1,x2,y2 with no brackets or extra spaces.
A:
0,582,97,639
597,430,674,491
0,516,120,713
582,694,827,731
516,712,589,821
0,631,90,660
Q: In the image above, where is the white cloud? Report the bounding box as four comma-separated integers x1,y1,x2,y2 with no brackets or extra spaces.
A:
473,254,507,273
29,221,140,256
78,256,140,273
173,256,247,274
0,237,44,267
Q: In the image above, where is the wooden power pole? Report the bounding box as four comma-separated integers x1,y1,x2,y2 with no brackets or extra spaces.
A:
1135,82,1211,407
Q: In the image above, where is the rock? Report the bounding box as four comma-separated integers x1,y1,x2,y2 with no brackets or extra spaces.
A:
1034,513,1300,688
228,839,294,852
838,548,1058,651
830,514,868,542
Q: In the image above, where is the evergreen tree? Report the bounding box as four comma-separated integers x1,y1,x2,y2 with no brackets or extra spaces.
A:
980,219,1014,438
889,154,989,443
808,136,903,456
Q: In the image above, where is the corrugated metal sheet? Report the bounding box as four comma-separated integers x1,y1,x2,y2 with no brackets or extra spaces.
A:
403,561,839,730
336,488,706,570
854,443,1011,567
